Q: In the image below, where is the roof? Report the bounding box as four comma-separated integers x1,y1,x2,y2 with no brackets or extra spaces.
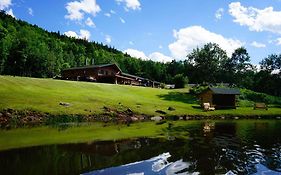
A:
121,72,145,80
209,87,241,95
63,63,122,72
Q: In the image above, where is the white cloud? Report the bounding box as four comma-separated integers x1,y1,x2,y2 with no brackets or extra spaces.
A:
123,49,173,62
229,2,281,34
158,45,163,49
80,30,91,40
129,41,134,45
124,49,148,60
275,38,281,45
104,13,111,17
0,0,14,17
120,17,126,23
0,0,12,9
168,26,243,59
105,35,111,44
6,8,14,17
250,41,266,48
85,17,95,27
28,8,33,16
64,31,79,38
64,29,91,40
65,0,101,21
215,8,224,20
148,52,173,63
116,0,141,11
110,10,116,14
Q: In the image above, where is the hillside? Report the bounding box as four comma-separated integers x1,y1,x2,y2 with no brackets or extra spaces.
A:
0,11,167,82
1,76,281,117
1,11,281,97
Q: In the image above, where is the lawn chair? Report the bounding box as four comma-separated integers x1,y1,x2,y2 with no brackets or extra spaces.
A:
203,103,215,111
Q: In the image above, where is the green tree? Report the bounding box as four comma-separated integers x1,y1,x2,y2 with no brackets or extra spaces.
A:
173,74,188,88
186,43,228,83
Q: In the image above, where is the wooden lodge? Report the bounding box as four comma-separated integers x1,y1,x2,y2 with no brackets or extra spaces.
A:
61,63,160,88
198,87,241,109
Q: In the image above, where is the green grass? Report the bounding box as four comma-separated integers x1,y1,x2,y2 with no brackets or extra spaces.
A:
0,121,191,151
0,75,281,116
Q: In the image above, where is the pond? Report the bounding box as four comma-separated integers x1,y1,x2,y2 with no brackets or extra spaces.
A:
0,120,281,175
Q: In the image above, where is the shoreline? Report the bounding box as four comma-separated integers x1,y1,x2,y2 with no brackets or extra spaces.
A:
1,108,281,129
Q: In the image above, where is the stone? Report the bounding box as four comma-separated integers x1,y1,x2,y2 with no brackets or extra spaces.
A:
131,117,138,121
151,116,162,121
59,102,71,107
126,108,133,113
168,107,175,111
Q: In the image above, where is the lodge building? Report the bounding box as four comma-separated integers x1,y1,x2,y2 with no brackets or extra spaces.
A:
61,63,160,87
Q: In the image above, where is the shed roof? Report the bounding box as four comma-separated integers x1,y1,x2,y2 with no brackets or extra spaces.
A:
209,87,240,95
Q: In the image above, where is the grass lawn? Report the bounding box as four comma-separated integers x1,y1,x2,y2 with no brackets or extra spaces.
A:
0,75,281,116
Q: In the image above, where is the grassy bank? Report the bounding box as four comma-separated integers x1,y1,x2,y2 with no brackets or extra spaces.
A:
1,76,281,116
0,121,190,151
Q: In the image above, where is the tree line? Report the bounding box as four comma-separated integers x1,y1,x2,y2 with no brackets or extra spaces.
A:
0,11,280,96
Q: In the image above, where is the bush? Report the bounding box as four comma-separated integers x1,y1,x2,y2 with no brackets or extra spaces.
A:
240,89,281,105
189,85,208,95
173,74,188,88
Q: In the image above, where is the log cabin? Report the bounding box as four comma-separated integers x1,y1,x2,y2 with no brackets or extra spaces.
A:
61,63,160,88
198,87,241,109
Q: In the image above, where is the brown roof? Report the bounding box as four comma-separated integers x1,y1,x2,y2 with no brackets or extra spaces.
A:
63,63,122,72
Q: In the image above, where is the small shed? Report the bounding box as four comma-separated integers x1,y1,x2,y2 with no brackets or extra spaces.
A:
198,87,240,109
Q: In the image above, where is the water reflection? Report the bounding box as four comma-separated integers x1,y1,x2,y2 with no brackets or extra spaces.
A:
0,120,281,175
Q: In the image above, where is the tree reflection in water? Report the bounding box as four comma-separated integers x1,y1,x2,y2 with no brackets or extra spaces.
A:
0,120,281,175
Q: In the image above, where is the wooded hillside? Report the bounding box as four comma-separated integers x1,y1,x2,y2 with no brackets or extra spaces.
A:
0,11,280,96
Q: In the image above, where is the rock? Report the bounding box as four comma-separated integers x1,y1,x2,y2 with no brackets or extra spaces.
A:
59,102,71,107
0,113,2,117
103,106,110,112
138,116,145,120
126,108,133,113
7,108,13,113
5,112,12,117
168,107,175,111
155,110,166,115
151,116,162,121
131,117,138,121
179,117,183,120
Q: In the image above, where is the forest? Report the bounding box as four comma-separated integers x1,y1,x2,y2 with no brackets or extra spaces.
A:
0,11,280,97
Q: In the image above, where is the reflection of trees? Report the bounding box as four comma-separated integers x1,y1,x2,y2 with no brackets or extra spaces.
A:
1,121,281,175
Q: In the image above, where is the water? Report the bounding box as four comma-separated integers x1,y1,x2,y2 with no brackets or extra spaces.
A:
0,120,281,175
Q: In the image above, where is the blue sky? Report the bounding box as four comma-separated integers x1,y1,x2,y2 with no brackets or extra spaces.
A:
2,0,281,64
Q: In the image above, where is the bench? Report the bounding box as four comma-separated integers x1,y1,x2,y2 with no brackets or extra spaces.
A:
254,103,268,110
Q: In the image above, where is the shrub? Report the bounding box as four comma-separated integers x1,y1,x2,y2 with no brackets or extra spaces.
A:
189,85,208,95
173,74,188,88
240,89,281,105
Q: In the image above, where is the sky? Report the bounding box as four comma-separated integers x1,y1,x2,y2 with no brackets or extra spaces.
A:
1,0,281,64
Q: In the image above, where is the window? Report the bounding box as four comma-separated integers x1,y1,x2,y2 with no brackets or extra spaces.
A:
98,69,104,75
